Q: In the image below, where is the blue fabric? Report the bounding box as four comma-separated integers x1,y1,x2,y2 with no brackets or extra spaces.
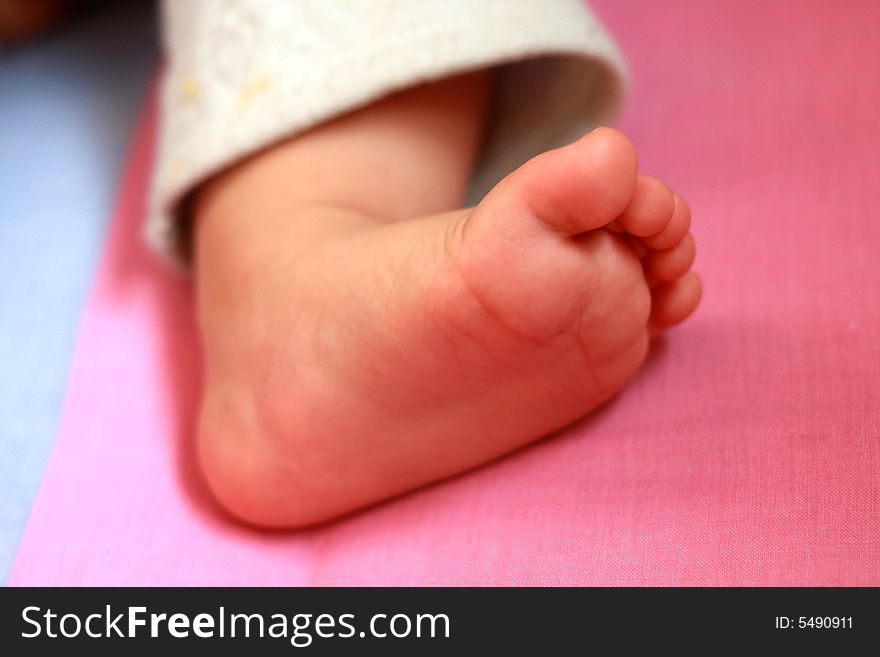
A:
0,1,156,584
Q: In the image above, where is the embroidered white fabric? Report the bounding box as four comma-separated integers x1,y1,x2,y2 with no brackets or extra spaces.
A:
148,0,628,263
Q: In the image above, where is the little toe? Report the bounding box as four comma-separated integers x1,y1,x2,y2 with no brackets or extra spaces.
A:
643,233,696,282
649,271,702,331
616,175,676,237
641,193,691,250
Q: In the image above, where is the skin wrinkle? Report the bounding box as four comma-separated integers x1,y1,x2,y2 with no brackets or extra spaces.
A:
454,212,573,347
424,242,539,385
380,225,423,338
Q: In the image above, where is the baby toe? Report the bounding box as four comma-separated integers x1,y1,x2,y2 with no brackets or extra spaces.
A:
649,270,702,331
641,193,691,250
616,175,676,237
643,233,696,282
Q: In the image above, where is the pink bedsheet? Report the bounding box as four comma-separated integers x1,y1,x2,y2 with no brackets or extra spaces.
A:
11,0,879,585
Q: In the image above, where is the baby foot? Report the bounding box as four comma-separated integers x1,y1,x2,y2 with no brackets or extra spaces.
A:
195,128,700,526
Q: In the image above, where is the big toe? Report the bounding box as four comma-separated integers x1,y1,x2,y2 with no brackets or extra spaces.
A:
470,127,639,244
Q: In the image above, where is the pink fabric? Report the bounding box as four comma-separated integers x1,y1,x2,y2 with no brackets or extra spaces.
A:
11,0,879,586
